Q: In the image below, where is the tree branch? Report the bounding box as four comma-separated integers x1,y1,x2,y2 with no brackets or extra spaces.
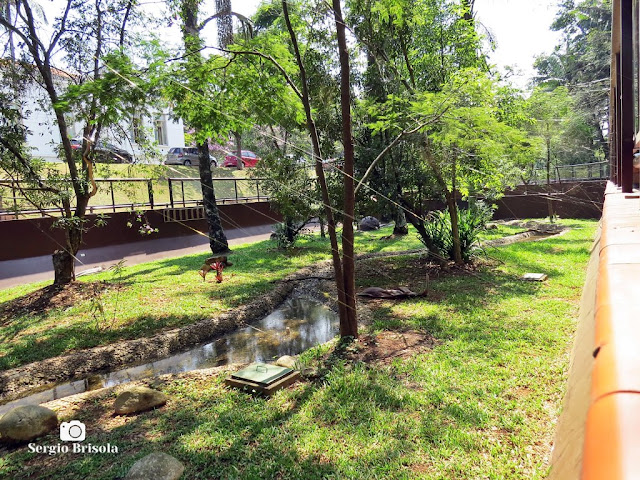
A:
198,10,252,32
48,0,73,56
220,47,303,100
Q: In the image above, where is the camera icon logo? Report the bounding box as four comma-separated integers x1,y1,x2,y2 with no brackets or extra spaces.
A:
60,420,86,442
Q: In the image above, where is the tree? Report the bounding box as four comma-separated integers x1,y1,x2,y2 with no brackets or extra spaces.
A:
0,0,152,284
226,0,358,337
349,0,489,264
526,86,573,221
166,0,230,254
533,0,611,163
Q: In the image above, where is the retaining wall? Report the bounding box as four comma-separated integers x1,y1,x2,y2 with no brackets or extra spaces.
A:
493,181,605,220
0,202,281,261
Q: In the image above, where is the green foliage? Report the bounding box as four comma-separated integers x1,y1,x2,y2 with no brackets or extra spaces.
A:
254,150,319,248
421,201,494,262
533,0,611,163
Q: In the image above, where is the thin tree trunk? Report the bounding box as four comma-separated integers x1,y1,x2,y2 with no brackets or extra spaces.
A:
233,130,244,170
546,138,554,223
282,0,348,329
420,135,462,263
333,0,358,338
448,153,463,264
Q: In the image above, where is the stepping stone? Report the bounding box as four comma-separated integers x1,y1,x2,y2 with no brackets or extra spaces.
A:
114,386,168,415
275,355,297,369
125,452,184,480
523,273,548,282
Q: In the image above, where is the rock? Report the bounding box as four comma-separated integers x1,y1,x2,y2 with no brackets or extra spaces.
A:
125,452,185,480
359,216,380,231
114,386,168,415
0,405,58,442
275,355,297,369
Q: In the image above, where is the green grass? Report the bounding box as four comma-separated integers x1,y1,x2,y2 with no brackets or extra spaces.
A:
0,225,424,370
0,219,598,479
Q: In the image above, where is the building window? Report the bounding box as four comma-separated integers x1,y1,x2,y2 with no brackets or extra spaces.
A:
154,116,166,145
131,116,143,144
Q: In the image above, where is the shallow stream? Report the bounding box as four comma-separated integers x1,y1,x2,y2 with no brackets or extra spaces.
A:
0,298,338,414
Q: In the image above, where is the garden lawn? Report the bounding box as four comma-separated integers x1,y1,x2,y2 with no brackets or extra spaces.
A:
0,224,428,370
0,219,598,479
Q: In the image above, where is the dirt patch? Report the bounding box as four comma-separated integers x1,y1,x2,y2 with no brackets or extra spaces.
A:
346,331,438,365
0,282,104,325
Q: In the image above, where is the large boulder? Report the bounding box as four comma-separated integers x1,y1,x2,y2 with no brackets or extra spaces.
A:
125,452,185,480
0,405,58,442
114,386,168,415
359,216,380,231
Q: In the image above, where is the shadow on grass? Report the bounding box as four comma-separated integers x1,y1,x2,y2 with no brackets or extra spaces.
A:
0,380,344,480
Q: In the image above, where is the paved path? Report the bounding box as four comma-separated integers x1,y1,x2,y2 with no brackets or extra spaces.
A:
0,224,275,290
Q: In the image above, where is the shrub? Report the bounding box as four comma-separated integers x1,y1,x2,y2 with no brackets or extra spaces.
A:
420,201,493,262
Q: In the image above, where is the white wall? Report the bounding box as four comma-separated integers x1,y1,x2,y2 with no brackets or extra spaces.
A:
22,81,185,164
22,83,65,162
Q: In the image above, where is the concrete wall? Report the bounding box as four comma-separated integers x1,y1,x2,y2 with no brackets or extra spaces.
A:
0,202,281,261
548,225,601,479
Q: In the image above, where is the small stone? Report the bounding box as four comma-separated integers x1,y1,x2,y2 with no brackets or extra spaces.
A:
359,216,380,231
0,405,58,442
523,273,548,282
125,452,185,480
275,355,297,369
114,386,168,415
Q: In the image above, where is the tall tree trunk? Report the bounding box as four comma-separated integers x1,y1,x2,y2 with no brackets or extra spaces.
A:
197,142,229,253
333,0,358,338
182,0,229,254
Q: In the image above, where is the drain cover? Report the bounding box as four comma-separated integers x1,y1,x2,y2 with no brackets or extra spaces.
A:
226,363,300,396
231,363,293,386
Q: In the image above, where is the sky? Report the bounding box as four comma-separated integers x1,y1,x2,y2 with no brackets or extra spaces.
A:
474,0,563,88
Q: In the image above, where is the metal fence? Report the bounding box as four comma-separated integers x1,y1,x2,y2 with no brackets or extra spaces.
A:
527,161,610,185
0,177,269,218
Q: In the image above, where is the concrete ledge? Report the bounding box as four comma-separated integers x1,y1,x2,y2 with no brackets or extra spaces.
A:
581,182,640,479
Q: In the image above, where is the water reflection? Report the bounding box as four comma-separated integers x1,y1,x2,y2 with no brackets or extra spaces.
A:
0,298,338,415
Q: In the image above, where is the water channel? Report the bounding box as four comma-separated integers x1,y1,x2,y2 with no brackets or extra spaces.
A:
0,298,339,415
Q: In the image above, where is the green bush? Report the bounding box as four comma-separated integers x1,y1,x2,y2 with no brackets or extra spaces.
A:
421,201,494,262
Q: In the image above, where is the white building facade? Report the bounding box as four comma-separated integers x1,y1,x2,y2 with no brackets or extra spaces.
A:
22,76,185,163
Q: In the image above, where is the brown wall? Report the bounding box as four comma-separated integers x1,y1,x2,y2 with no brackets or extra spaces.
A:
0,202,281,261
493,181,605,220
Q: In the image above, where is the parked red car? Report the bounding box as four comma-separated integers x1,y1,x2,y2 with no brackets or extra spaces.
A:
222,150,260,168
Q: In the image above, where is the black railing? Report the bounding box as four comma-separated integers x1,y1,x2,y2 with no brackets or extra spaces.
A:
0,177,269,218
526,161,610,185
